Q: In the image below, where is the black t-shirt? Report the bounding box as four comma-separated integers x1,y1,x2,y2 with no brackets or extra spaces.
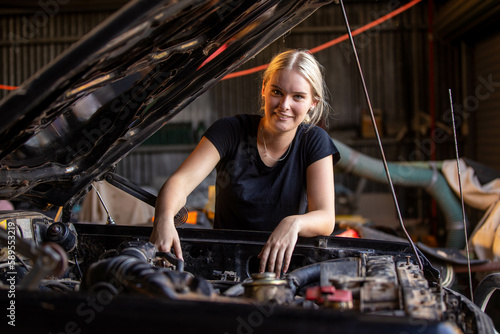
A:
203,114,340,231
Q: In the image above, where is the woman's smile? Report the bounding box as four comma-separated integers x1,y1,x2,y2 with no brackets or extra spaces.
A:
262,69,315,134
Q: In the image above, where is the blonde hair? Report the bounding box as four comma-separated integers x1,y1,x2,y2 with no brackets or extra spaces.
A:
262,49,330,125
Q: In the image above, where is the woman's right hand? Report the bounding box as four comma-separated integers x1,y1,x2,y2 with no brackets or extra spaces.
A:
149,137,221,261
150,217,183,260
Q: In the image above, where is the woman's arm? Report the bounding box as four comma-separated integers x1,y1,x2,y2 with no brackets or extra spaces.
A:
258,154,335,276
150,136,220,259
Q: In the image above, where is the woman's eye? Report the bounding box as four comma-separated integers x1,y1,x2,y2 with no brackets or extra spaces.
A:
294,95,304,100
272,90,282,95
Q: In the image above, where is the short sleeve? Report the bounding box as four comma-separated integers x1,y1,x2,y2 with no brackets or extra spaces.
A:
203,116,242,159
302,126,340,167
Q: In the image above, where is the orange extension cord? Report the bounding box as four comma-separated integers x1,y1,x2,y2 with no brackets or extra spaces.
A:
0,0,422,90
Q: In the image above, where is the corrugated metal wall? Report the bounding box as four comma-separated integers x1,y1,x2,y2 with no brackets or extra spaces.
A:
0,10,113,100
212,2,429,138
474,32,500,170
0,1,431,193
434,0,500,169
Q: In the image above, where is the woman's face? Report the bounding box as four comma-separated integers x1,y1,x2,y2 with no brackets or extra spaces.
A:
262,69,316,134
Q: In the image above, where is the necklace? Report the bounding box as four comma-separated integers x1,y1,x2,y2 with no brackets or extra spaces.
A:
260,127,292,162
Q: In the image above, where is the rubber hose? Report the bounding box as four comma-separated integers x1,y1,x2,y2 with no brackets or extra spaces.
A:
286,262,325,294
474,273,500,312
333,138,465,249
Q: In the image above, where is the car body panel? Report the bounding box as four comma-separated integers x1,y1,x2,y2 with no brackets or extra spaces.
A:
0,0,328,217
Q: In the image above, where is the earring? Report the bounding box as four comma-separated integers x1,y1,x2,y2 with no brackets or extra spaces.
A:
304,113,311,123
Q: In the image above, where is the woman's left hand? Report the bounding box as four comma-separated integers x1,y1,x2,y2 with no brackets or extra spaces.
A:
258,217,301,277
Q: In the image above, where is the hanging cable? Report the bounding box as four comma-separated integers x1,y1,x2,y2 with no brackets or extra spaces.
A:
338,0,423,271
448,89,474,302
0,85,18,91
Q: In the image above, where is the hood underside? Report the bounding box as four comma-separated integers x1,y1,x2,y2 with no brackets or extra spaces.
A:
0,0,331,212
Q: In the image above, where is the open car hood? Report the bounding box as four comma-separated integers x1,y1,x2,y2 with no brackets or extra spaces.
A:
0,0,330,212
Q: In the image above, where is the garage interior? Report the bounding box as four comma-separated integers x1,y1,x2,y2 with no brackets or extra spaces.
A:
1,0,500,326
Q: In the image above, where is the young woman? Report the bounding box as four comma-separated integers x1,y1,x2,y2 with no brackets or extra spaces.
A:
150,49,340,276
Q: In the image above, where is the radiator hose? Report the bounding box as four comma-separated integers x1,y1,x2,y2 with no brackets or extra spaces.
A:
332,138,465,249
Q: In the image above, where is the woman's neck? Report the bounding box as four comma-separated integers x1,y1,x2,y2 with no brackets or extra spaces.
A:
257,118,297,165
258,118,297,148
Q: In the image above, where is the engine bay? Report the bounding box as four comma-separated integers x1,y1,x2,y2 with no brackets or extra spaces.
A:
1,210,495,333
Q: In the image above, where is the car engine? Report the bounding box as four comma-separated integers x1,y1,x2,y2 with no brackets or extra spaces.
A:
0,211,495,333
